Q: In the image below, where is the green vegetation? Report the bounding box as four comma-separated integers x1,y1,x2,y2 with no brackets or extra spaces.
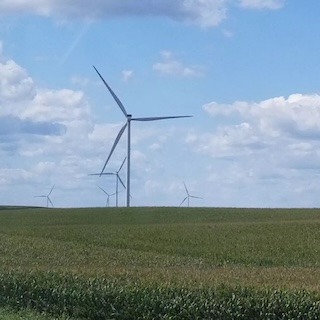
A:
0,306,67,319
0,206,319,318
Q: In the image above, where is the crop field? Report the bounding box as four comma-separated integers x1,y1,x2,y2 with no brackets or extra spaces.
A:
0,206,319,319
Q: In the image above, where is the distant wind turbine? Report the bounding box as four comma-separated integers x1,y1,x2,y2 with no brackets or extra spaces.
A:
93,65,192,207
98,186,116,207
34,185,55,208
179,182,202,207
90,157,126,207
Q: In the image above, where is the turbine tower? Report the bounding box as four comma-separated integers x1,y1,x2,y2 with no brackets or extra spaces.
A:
90,157,126,207
179,182,202,207
93,65,192,207
34,185,55,208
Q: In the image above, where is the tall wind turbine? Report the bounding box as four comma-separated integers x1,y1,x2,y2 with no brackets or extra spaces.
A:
34,185,55,208
179,182,202,207
93,65,192,207
90,157,126,207
98,186,116,207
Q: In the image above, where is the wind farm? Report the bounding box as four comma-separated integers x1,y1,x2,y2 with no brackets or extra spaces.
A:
2,2,320,319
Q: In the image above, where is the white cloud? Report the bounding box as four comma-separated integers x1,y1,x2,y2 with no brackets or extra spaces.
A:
27,89,90,122
196,93,320,185
153,51,203,77
180,0,227,27
204,94,320,140
0,59,36,103
238,0,285,9
122,70,133,82
0,44,99,184
0,0,283,27
0,168,33,185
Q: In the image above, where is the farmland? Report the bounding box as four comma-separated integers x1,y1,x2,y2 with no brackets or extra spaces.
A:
0,206,319,319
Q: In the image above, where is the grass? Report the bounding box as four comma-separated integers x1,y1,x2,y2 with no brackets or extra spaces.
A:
0,206,319,318
0,307,69,319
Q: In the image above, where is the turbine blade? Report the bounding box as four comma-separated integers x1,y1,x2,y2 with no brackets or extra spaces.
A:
117,175,126,189
179,197,187,207
93,65,128,117
98,186,109,196
190,195,202,199
48,197,54,208
89,173,115,176
100,123,127,175
183,182,189,195
118,157,127,172
34,195,46,198
48,185,55,196
132,115,192,121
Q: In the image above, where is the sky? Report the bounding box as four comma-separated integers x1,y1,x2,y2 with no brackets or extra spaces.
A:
1,0,320,208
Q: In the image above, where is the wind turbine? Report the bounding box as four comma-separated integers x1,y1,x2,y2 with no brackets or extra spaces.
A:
93,65,192,207
34,185,55,208
90,157,126,207
179,182,202,207
98,186,116,207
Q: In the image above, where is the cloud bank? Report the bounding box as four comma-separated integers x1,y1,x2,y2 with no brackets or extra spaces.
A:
190,94,320,189
203,94,320,143
0,0,285,27
0,43,95,181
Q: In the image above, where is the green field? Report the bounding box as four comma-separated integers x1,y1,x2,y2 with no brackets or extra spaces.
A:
0,206,319,319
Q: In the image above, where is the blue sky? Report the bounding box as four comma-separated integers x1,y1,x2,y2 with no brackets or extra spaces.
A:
1,0,320,208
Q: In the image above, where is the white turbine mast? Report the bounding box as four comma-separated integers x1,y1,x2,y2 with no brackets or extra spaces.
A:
179,182,202,207
34,184,55,208
90,157,126,207
98,185,116,207
93,65,192,207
